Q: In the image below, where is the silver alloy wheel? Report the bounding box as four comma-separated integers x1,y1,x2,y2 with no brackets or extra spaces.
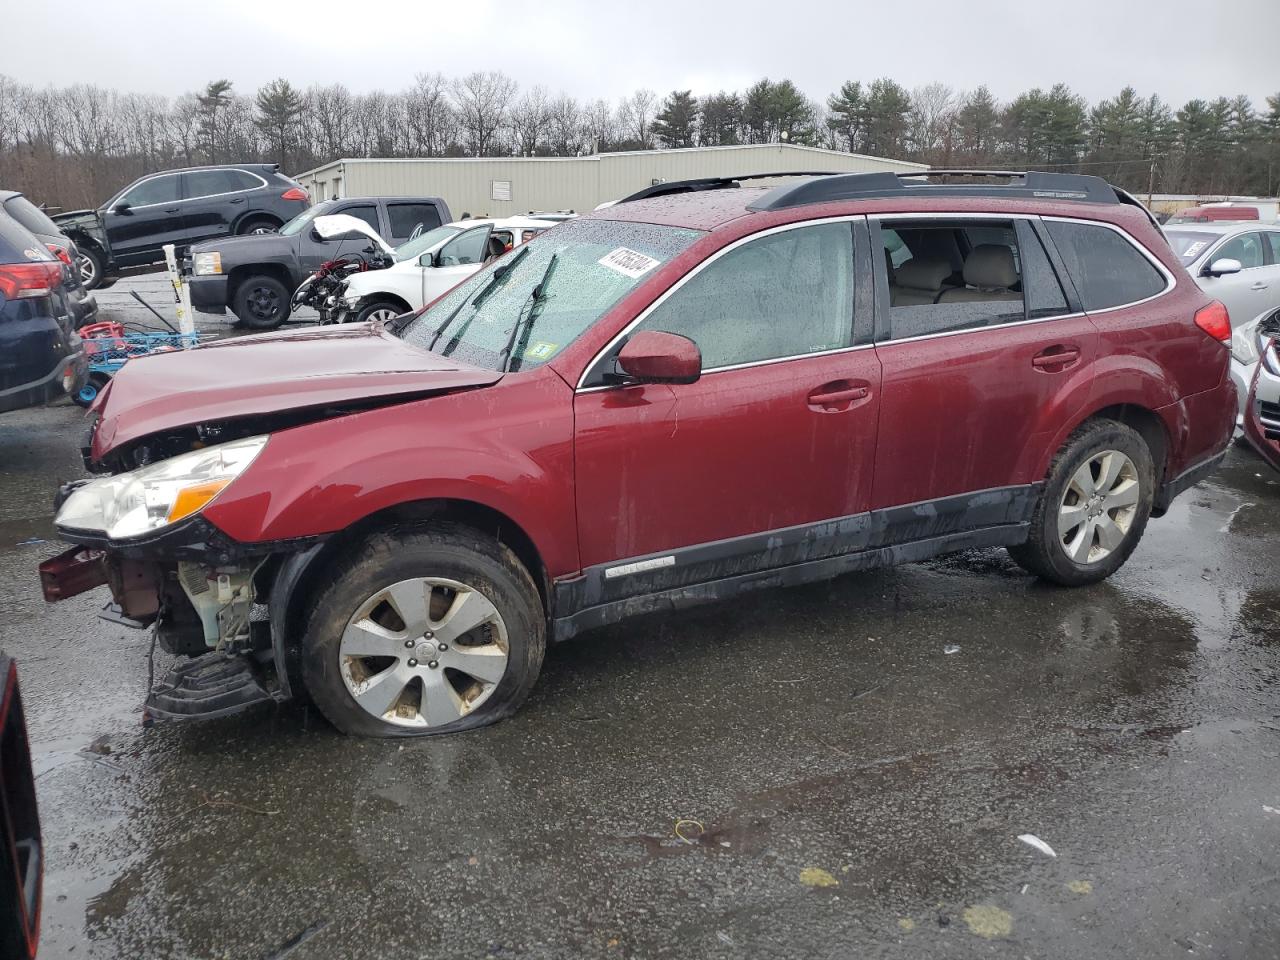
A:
366,307,400,323
339,577,509,729
77,252,97,286
250,225,274,235
1058,450,1140,565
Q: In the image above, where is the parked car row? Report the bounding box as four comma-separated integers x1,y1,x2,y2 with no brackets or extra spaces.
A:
0,204,86,415
184,195,452,328
39,169,1247,739
51,164,310,290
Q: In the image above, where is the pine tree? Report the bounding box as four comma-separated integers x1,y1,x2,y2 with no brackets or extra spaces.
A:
699,92,741,146
197,79,233,163
956,86,999,162
254,78,304,168
826,81,865,152
652,90,699,148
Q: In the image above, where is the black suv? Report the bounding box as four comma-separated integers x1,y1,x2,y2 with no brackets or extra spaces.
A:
51,164,309,290
186,195,451,328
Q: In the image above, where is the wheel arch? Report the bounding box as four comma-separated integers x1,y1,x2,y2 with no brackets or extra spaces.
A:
357,292,414,316
1038,402,1173,489
227,262,293,300
233,212,283,234
267,496,552,699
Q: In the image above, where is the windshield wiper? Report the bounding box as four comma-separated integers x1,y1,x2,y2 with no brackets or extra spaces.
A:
497,252,559,373
425,246,530,350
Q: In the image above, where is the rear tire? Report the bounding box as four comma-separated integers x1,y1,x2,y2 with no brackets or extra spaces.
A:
300,523,545,738
237,216,279,236
1008,419,1154,586
231,275,289,329
76,246,106,291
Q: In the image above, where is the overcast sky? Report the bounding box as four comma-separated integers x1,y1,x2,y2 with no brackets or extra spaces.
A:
6,0,1279,108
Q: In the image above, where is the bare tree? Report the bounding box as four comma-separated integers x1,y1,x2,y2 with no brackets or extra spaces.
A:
908,82,958,164
451,71,518,156
616,89,657,147
511,85,551,156
581,98,617,152
546,94,584,155
405,72,454,157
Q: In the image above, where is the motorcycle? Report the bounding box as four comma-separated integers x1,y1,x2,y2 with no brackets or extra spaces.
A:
290,214,396,324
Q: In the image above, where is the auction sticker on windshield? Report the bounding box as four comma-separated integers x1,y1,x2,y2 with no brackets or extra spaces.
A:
598,247,661,279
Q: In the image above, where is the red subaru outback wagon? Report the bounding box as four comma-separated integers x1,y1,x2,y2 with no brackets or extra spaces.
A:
40,171,1237,737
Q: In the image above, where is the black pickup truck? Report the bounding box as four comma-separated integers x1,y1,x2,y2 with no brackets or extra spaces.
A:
186,195,451,328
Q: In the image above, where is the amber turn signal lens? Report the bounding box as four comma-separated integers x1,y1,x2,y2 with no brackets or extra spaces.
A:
167,480,230,523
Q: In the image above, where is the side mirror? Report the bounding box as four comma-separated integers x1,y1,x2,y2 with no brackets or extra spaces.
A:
419,252,436,268
1206,257,1243,277
310,228,326,242
615,331,701,385
113,202,132,216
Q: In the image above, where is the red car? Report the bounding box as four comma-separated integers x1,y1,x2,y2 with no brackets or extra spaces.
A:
40,171,1238,737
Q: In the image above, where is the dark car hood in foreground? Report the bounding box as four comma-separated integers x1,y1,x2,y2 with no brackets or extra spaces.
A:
91,323,500,459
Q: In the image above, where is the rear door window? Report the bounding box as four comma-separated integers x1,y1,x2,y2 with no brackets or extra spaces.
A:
0,214,53,262
878,218,1067,341
183,169,245,199
387,203,442,240
1044,221,1167,311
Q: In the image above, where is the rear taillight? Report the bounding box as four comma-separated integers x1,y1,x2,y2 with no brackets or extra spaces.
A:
0,262,61,300
1194,300,1231,343
45,244,72,267
281,187,308,202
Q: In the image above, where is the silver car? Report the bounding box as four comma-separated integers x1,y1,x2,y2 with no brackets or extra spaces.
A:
1244,311,1280,470
1165,221,1280,422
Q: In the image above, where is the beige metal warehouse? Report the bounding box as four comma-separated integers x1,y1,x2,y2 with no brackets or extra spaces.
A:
294,144,927,216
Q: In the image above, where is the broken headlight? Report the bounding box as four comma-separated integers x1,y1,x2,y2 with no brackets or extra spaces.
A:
56,436,267,540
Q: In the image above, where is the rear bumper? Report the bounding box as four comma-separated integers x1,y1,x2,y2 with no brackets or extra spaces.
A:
188,274,229,313
0,350,87,415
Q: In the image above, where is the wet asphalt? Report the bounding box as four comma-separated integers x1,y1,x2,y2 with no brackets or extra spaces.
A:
1,274,1279,959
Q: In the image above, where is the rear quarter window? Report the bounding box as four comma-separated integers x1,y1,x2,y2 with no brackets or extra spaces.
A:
1045,221,1167,312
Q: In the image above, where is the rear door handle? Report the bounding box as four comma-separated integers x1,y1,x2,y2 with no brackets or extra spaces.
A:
163,207,180,214
807,381,871,410
1251,282,1269,291
1031,345,1081,371
229,197,246,204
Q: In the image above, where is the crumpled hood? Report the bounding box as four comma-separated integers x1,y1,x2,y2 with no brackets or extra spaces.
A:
51,209,103,229
91,323,500,459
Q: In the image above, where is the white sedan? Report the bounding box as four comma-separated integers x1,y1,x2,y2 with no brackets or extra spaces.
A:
337,216,557,324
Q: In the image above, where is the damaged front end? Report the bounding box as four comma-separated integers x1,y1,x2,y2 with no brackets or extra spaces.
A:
37,432,322,722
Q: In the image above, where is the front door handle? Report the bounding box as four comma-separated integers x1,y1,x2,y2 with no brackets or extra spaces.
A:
163,207,180,214
1251,281,1269,291
1031,345,1081,372
229,197,246,204
807,380,872,411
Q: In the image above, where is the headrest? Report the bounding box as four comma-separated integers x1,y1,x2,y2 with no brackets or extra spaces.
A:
963,244,1018,290
894,257,951,292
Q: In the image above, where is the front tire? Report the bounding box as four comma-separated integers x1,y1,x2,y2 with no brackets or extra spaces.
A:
353,300,410,325
1008,419,1155,586
300,524,545,737
231,275,290,329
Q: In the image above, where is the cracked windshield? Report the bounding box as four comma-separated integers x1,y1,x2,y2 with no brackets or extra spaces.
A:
401,219,701,369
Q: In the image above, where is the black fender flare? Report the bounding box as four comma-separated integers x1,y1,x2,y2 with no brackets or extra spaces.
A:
268,543,325,701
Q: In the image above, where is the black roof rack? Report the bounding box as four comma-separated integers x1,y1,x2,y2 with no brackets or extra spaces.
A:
617,171,841,204
748,170,1124,211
